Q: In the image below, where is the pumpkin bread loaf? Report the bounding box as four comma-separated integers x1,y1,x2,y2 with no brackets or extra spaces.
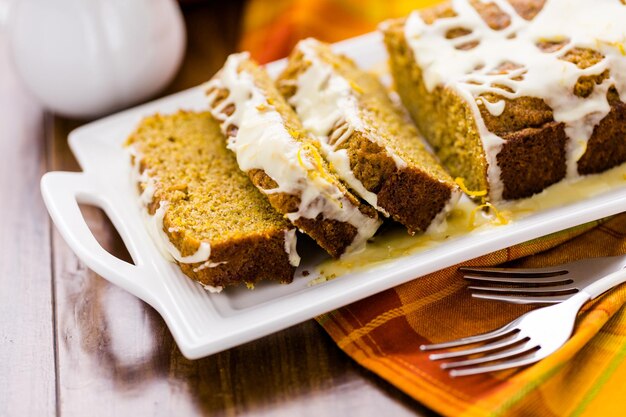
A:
382,0,626,201
125,111,298,291
277,38,461,235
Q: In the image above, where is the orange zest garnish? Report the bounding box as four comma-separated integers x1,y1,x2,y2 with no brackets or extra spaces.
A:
469,202,509,228
455,177,488,197
349,80,364,94
296,146,309,170
297,143,336,183
608,41,626,56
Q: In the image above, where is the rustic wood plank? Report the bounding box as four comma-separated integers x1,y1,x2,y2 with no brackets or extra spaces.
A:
47,3,436,416
0,36,56,417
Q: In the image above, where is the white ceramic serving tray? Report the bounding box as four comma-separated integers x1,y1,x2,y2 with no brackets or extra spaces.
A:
41,32,626,359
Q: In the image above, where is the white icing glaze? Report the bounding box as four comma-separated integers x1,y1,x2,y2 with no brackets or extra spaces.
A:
290,40,366,136
403,0,626,199
128,146,158,205
150,202,213,264
283,228,301,266
138,170,157,205
287,39,407,212
321,144,388,216
193,260,227,273
128,147,213,266
202,284,224,293
206,52,381,254
477,97,506,117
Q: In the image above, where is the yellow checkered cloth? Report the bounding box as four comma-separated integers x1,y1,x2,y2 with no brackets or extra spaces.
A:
240,1,626,415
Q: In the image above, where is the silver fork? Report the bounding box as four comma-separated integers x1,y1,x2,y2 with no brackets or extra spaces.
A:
460,255,626,304
421,267,626,377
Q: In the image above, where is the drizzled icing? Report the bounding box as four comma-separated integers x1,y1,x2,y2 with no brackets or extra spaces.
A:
206,52,381,254
404,0,626,200
202,284,224,293
128,147,214,267
286,38,406,212
476,97,505,117
193,260,227,273
284,229,301,266
151,201,213,263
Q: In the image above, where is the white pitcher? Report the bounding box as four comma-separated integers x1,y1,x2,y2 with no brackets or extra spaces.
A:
7,0,186,118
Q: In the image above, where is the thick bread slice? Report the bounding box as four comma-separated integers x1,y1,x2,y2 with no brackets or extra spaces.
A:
277,38,461,235
125,111,298,291
206,53,381,258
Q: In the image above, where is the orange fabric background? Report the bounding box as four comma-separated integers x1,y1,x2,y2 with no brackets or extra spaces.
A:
240,0,442,63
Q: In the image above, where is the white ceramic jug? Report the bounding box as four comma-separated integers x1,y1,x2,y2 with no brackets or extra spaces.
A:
7,0,186,118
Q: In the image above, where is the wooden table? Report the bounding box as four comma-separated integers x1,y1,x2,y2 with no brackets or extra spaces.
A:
0,3,436,416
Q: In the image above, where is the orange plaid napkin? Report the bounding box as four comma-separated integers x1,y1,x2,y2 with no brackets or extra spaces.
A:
240,1,626,416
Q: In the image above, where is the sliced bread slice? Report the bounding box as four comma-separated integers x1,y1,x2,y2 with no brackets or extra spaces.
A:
125,111,298,291
206,53,381,258
277,38,460,235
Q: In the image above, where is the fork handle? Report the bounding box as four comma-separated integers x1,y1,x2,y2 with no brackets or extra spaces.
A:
583,267,626,300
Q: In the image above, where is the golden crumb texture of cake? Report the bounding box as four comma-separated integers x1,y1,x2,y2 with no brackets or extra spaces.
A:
125,110,298,291
382,0,626,201
277,38,461,235
205,52,381,258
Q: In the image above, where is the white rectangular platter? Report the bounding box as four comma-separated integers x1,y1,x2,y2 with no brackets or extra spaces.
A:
41,32,626,359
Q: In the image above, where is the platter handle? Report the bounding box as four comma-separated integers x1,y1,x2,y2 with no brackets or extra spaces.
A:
40,171,157,304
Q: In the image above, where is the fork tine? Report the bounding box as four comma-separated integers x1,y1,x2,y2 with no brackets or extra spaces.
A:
467,285,577,294
449,353,540,377
428,331,524,360
420,325,514,351
463,274,572,284
472,293,570,304
459,266,567,277
440,342,538,369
